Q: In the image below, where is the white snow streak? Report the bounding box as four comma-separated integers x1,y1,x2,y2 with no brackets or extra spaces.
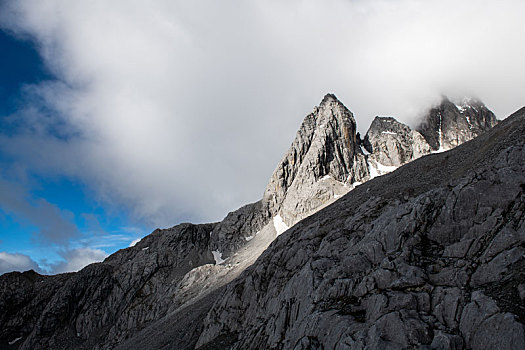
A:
212,250,226,265
273,215,289,236
9,337,22,345
381,131,397,135
360,145,371,155
368,160,398,179
129,238,141,247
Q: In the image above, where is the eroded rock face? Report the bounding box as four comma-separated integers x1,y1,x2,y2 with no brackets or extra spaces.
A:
0,223,216,350
197,107,525,350
364,116,431,167
263,94,369,226
417,97,498,151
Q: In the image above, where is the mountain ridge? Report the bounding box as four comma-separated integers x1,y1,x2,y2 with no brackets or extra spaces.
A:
0,94,511,350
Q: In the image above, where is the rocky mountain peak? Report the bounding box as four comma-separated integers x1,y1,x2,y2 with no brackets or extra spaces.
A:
417,96,498,151
363,116,431,169
263,94,368,226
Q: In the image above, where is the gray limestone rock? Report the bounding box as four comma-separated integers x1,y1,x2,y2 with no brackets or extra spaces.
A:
417,97,498,151
364,116,431,167
263,94,369,226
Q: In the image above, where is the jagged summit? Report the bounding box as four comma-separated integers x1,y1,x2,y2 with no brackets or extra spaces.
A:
197,105,525,350
263,94,368,226
363,116,431,168
417,96,498,151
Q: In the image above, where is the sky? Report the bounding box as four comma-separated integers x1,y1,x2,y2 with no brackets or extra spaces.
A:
1,0,524,275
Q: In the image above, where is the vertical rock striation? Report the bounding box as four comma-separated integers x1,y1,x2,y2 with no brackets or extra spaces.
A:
417,97,498,151
263,94,369,226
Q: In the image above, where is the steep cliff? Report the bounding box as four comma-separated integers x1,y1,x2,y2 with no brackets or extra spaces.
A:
416,97,498,151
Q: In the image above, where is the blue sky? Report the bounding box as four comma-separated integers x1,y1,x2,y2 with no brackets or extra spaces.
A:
1,0,525,275
0,30,148,273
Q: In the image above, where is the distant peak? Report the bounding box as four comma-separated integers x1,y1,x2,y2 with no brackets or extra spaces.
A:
320,93,339,105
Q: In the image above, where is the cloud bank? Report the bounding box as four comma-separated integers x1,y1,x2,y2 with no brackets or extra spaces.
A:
0,251,40,274
1,0,524,231
49,247,107,274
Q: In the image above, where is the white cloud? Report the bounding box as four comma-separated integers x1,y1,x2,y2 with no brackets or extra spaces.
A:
0,251,40,275
0,0,524,229
49,247,108,274
129,238,141,247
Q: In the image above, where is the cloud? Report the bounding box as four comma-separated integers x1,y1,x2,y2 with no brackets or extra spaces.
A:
0,251,40,275
49,247,107,274
0,0,524,229
0,175,80,244
129,238,141,247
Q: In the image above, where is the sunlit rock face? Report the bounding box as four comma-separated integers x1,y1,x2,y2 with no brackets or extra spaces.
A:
263,94,369,227
363,116,431,167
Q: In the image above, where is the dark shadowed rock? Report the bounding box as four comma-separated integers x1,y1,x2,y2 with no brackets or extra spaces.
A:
417,97,498,151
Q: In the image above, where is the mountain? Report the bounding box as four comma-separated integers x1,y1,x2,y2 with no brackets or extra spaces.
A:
196,105,525,349
416,97,498,151
1,94,516,350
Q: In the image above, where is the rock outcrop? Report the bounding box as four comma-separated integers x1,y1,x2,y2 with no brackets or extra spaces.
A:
0,94,506,350
197,106,525,350
263,94,369,226
363,116,431,168
416,97,498,151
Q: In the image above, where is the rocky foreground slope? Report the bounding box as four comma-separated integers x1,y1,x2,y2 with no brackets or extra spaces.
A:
0,95,507,350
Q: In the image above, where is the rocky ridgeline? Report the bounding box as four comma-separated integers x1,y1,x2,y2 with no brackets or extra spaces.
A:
0,94,506,350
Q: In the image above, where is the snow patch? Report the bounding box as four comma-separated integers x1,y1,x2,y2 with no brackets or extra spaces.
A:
349,181,362,190
9,337,22,345
368,161,380,179
465,115,472,129
455,103,467,113
142,247,149,251
381,131,397,135
375,162,398,173
360,145,370,155
273,215,289,236
321,175,332,181
212,250,226,265
245,235,254,241
368,160,397,179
